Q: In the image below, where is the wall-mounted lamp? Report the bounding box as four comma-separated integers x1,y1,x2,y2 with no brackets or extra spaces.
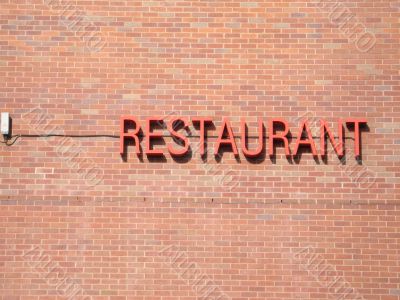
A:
1,112,10,137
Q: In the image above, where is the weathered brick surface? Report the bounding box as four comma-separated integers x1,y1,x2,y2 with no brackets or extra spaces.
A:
1,202,400,299
0,0,399,299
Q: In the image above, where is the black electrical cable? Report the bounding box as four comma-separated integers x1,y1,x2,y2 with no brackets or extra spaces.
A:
16,134,120,138
1,135,21,146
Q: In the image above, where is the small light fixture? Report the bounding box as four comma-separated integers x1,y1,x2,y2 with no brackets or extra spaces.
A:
1,112,10,137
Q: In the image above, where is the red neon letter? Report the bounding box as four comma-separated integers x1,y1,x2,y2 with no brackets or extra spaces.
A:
192,117,213,156
346,118,367,157
145,117,164,156
241,118,264,158
167,117,189,157
120,116,141,155
214,118,238,156
268,118,290,156
293,120,318,156
320,119,343,157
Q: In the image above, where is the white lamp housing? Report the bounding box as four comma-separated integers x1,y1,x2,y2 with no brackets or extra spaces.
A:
1,112,10,135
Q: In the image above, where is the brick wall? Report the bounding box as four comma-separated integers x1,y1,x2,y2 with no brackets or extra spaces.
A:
0,0,399,299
